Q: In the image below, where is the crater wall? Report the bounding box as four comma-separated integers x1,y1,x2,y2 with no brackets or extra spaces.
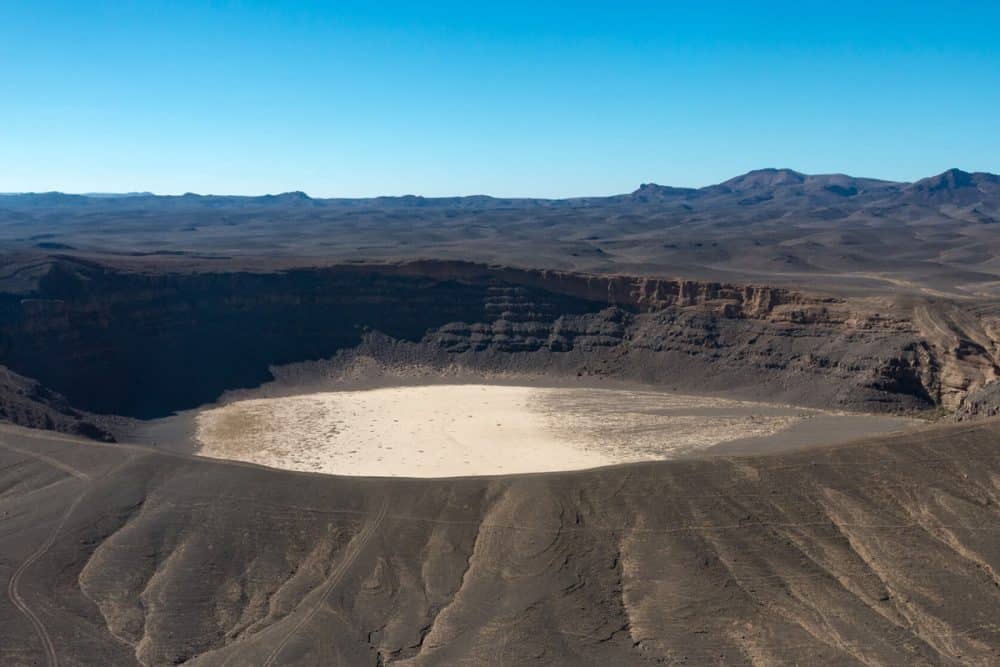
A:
0,258,992,424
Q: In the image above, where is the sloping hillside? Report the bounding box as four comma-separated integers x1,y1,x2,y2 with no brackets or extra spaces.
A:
1,421,997,665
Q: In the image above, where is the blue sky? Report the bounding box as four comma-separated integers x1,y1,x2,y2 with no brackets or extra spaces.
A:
1,1,998,197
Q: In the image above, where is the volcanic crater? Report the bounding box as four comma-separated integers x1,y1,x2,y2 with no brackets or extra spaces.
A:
1,258,931,476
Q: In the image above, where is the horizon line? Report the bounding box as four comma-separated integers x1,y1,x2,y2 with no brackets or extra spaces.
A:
2,166,995,201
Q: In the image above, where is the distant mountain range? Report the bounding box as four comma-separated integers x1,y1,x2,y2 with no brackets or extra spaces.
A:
3,167,1000,298
2,168,998,209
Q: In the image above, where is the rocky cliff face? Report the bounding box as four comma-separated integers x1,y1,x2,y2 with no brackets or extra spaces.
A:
0,258,994,424
0,365,113,439
0,260,600,417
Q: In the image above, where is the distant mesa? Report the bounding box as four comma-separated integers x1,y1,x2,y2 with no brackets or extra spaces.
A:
629,183,697,201
0,191,89,206
262,190,313,202
82,191,155,198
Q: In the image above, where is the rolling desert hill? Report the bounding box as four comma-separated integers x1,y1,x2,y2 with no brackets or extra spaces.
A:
1,420,999,666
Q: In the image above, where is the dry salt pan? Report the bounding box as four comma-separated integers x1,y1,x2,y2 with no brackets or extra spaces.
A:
193,384,840,477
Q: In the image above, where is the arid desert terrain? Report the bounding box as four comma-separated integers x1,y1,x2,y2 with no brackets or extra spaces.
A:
1,169,999,665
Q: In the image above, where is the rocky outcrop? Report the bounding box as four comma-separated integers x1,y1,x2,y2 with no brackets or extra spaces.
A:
0,364,112,439
911,303,1000,411
954,380,1000,421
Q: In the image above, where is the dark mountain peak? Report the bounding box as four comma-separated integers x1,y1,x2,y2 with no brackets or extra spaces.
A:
912,168,978,192
720,168,807,190
904,169,1000,207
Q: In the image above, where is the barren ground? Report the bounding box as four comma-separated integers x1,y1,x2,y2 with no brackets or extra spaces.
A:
187,384,917,476
1,171,999,664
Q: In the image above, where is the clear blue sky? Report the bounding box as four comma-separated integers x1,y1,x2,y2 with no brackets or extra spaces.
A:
2,2,998,197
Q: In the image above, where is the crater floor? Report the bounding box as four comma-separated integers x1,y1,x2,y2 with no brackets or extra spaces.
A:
188,384,917,476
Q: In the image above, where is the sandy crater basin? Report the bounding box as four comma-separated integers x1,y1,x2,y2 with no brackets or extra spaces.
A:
192,384,916,477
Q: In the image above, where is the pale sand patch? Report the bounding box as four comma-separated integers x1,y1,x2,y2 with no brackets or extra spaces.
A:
193,384,817,477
